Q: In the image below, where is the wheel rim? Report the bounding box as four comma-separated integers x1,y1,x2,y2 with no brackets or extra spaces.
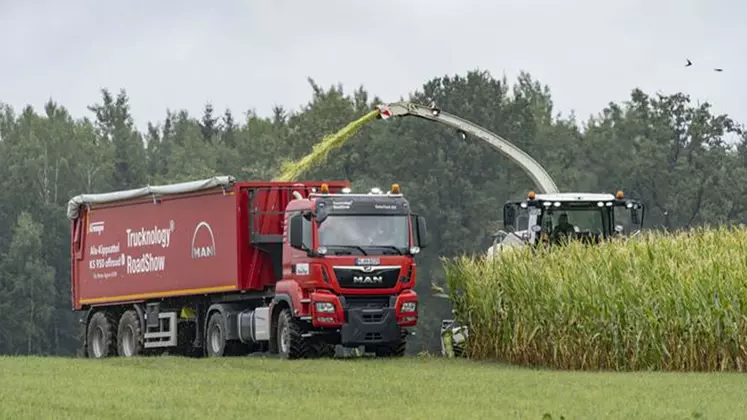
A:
92,326,105,358
122,325,135,357
280,324,289,354
210,324,222,354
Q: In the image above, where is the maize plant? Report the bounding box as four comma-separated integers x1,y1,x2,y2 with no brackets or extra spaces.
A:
443,226,747,372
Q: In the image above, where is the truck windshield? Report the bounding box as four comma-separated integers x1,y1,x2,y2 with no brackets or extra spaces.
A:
318,215,409,253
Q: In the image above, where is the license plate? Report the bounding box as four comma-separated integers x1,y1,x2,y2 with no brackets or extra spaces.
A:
355,257,380,266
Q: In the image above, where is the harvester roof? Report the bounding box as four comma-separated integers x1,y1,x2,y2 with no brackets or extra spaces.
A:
533,192,617,202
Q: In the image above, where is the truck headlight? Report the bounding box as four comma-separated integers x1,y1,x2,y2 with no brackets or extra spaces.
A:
400,302,417,313
315,302,335,313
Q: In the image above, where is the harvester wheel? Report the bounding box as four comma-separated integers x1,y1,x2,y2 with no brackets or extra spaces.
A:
117,310,144,357
276,308,310,359
87,310,118,359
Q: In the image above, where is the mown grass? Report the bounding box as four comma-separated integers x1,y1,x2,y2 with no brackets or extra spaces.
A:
444,226,747,371
1,355,746,419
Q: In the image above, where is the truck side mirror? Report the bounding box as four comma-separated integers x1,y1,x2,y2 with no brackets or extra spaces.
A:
411,215,428,249
418,215,429,249
289,214,306,249
631,208,639,225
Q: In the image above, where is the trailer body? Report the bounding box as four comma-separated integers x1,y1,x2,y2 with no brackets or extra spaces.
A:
68,176,428,359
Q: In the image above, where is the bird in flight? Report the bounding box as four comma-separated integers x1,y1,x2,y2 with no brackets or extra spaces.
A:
714,68,723,72
685,59,692,67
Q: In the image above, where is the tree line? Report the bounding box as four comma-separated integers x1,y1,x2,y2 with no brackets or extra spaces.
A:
0,70,744,356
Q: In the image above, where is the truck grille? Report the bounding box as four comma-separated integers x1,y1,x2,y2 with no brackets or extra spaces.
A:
333,266,400,289
342,295,391,309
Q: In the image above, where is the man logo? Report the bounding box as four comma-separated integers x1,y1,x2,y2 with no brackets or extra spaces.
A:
191,221,216,259
352,275,383,284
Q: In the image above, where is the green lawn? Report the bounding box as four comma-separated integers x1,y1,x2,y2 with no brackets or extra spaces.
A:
1,355,745,419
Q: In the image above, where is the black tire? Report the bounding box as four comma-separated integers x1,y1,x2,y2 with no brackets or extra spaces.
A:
276,308,310,359
206,311,228,357
374,329,407,358
312,341,336,358
87,310,118,359
453,344,465,358
205,312,252,357
117,310,144,357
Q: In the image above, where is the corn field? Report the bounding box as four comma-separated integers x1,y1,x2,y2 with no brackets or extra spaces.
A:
443,226,747,371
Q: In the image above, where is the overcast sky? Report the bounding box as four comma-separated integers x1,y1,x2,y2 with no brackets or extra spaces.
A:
1,0,744,131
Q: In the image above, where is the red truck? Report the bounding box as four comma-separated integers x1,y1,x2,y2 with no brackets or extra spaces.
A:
68,176,428,359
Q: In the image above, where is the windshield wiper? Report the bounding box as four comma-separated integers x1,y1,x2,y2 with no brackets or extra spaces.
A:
325,245,368,255
366,245,403,255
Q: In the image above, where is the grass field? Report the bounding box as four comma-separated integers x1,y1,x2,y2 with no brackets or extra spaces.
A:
1,355,746,419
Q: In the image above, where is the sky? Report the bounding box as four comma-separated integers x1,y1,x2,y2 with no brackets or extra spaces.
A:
1,0,744,132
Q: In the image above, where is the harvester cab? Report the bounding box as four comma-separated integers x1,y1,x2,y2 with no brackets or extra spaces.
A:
496,190,645,250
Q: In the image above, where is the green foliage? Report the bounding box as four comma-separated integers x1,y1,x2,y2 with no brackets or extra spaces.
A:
0,70,745,356
444,227,747,371
0,212,56,354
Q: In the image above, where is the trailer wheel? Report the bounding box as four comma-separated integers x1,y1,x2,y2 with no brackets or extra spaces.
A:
206,312,228,357
87,311,118,359
117,310,144,357
276,308,310,359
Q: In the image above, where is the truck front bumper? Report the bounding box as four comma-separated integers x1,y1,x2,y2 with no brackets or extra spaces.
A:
340,307,401,346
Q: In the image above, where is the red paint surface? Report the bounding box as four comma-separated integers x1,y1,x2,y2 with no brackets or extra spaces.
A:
71,188,239,309
70,181,351,310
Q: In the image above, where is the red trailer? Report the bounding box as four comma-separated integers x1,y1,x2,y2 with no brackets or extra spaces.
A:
68,176,428,359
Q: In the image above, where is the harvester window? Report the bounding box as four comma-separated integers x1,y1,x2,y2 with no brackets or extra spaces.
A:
515,214,529,231
543,209,604,234
613,206,637,233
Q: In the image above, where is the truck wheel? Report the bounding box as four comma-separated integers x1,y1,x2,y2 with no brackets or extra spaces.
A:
87,311,118,359
374,329,407,358
276,308,310,359
312,342,336,358
117,310,144,357
206,312,228,357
